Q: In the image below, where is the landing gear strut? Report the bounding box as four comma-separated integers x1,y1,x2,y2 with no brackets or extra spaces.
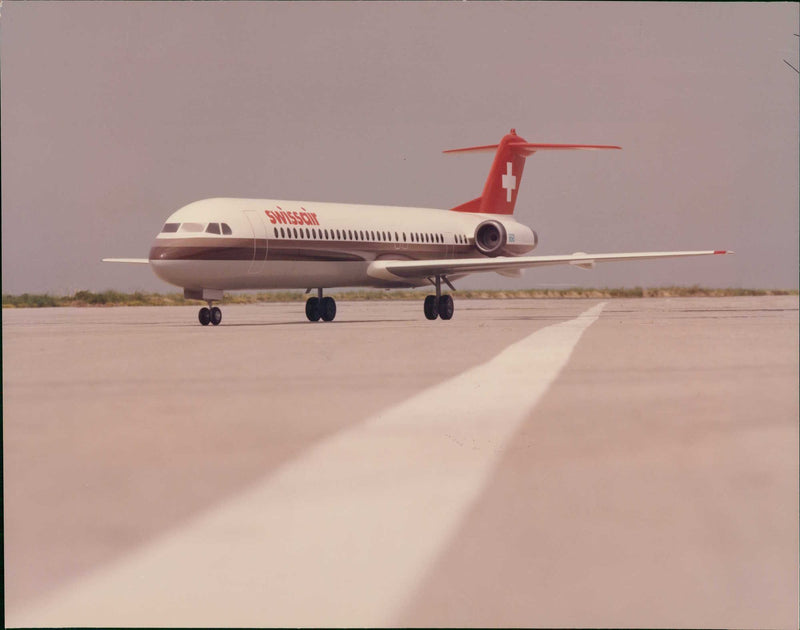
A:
424,275,454,321
198,302,222,326
306,288,336,322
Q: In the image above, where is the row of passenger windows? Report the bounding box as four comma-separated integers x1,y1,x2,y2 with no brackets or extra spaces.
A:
161,221,471,245
162,222,232,235
273,226,469,245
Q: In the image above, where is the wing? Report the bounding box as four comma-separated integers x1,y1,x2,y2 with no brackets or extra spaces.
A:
102,258,150,264
367,250,733,282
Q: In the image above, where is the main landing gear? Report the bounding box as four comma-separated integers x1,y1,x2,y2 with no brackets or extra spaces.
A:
306,288,336,322
198,303,222,326
423,275,455,321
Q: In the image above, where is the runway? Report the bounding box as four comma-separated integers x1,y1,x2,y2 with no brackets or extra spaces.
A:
3,297,798,627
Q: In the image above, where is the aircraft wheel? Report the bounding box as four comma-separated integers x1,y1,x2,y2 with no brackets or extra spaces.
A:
210,306,222,326
438,294,454,320
306,297,321,322
424,295,439,320
198,307,211,326
321,296,337,322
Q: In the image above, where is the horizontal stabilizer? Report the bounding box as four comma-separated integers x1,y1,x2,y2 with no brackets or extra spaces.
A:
102,258,150,264
444,142,621,156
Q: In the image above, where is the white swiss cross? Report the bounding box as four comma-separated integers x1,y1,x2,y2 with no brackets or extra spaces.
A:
501,161,516,203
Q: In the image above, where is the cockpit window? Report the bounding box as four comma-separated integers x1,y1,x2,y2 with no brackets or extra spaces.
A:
161,223,180,233
221,223,232,235
179,222,205,233
205,223,221,234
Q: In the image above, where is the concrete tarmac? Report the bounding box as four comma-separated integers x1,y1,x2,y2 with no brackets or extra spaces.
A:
3,297,798,627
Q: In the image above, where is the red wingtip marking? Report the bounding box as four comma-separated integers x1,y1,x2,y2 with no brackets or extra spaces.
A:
714,250,731,254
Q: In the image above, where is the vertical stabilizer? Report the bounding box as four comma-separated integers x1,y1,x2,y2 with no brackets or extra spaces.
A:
445,129,620,215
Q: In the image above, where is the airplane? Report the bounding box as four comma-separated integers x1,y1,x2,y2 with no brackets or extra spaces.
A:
104,129,732,325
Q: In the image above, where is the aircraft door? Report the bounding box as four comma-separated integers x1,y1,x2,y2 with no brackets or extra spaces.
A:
244,211,268,274
445,233,454,258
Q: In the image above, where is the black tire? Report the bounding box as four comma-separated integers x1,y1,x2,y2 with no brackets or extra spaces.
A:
321,296,337,322
424,295,439,320
438,294,454,320
305,297,321,322
210,306,222,326
198,307,211,326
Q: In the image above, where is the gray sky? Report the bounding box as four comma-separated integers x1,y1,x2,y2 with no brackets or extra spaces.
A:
2,1,797,294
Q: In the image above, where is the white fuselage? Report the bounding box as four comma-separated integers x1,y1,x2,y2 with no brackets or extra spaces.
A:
149,198,537,291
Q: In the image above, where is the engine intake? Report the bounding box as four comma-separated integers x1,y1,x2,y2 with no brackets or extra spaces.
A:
474,220,508,257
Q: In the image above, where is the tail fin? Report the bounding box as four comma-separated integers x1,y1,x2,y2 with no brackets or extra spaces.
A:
445,129,621,215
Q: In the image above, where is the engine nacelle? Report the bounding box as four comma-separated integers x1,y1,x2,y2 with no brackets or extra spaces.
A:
474,220,509,257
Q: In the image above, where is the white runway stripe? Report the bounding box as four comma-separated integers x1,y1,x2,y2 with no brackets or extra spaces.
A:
11,302,606,628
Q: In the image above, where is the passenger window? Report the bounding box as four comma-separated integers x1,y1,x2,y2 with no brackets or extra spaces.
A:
293,228,298,238
280,227,285,238
274,227,278,237
162,223,180,233
221,223,232,235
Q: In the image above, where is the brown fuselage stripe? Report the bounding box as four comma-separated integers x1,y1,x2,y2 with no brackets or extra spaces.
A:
149,237,532,262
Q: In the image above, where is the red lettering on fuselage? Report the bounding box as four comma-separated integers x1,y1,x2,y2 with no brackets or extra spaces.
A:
265,207,319,226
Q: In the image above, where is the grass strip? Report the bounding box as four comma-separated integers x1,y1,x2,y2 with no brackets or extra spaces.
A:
2,287,797,308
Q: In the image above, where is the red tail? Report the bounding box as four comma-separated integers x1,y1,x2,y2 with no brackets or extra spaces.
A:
446,129,621,215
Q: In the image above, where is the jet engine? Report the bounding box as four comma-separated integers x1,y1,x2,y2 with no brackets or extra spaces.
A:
474,220,509,257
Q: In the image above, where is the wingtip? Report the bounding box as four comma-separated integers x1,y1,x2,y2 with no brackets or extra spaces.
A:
714,250,735,255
